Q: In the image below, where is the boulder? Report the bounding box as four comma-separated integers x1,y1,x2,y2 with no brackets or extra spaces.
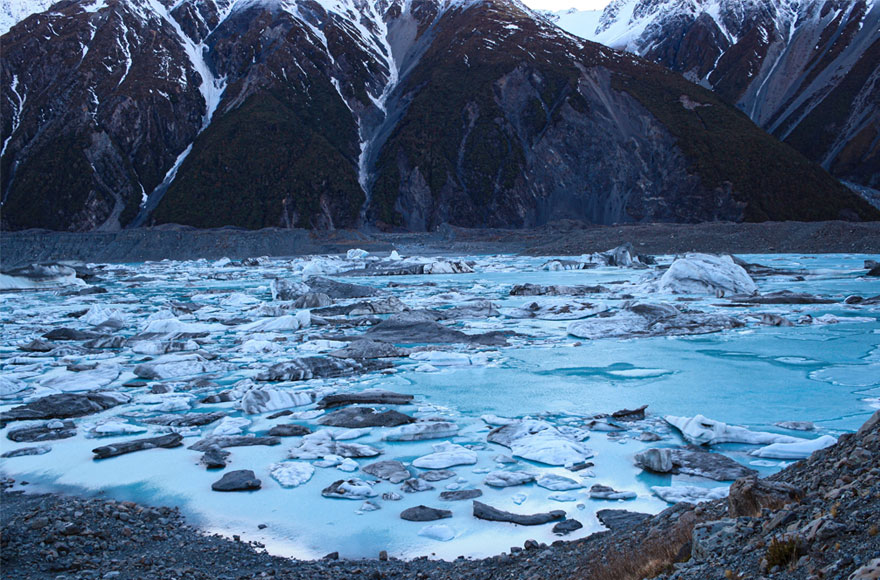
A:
1,445,52,457
612,405,648,421
212,470,261,491
7,420,76,442
42,328,104,341
306,277,380,299
552,519,584,535
365,311,509,346
0,392,128,426
589,484,636,500
142,411,226,427
362,460,411,484
201,445,230,469
315,297,408,316
319,407,414,428
92,433,183,459
267,424,312,437
727,476,803,518
440,489,483,501
472,501,565,525
317,390,414,409
188,436,280,452
329,340,410,359
634,448,756,481
510,283,606,296
255,357,390,382
401,478,435,493
596,509,652,532
400,505,452,522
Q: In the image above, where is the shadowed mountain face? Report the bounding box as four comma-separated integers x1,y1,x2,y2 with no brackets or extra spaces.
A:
552,0,880,194
1,0,877,232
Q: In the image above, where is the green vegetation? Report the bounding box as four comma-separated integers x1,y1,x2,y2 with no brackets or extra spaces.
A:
2,135,103,231
765,536,802,570
154,78,363,229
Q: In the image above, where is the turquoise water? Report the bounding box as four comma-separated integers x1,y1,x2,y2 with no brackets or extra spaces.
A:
0,252,877,559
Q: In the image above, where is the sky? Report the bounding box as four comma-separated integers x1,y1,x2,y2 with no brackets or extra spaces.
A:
522,0,611,11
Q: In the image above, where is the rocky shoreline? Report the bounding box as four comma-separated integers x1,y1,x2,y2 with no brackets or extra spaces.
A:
4,410,878,580
2,220,880,268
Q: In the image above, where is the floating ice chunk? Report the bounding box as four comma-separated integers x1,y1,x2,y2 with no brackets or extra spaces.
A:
749,435,837,459
337,458,359,472
389,250,401,261
298,340,347,353
347,248,369,260
488,420,593,466
270,462,315,487
536,474,583,491
810,314,875,325
322,478,377,499
142,317,224,334
238,312,310,332
271,279,310,301
409,352,487,367
657,254,757,295
415,364,439,373
314,455,344,468
484,470,535,487
774,421,816,431
589,484,636,500
511,493,527,505
212,417,251,436
0,376,28,397
238,388,316,415
90,421,147,437
40,364,120,392
422,261,474,274
412,442,478,469
80,305,126,327
418,524,455,541
288,430,381,459
214,257,232,267
240,339,281,354
221,293,260,307
0,265,84,289
133,354,219,380
652,485,729,504
665,415,802,446
329,428,372,441
383,422,459,441
481,414,516,426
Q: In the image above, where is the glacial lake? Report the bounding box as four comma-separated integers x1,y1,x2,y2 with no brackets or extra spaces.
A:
1,251,878,559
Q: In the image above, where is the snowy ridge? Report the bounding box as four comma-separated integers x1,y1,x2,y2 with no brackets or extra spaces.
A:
0,0,55,35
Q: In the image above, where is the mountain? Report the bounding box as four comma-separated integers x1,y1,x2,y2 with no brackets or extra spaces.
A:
551,0,880,195
1,0,876,232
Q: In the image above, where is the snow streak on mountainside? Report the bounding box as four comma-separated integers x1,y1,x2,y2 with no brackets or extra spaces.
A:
1,0,877,232
549,0,880,192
